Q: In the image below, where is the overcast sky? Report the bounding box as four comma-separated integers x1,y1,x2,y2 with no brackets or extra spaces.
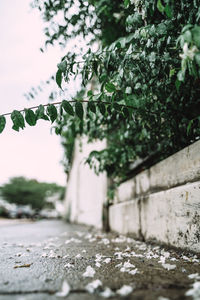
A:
0,0,74,186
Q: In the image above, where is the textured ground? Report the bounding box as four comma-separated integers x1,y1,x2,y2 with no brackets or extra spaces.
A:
0,219,199,300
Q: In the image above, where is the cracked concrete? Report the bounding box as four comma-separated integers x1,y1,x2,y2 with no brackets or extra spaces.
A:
0,219,199,300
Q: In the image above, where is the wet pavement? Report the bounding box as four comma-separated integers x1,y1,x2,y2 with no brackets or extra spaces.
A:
0,219,199,300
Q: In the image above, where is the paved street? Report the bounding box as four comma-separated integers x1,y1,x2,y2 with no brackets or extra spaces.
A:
0,219,199,300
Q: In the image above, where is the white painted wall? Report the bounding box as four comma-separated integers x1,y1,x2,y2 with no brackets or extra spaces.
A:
63,137,107,229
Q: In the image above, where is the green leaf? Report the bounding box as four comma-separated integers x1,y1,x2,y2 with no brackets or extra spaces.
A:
124,0,130,8
62,100,74,116
113,103,122,112
195,53,200,66
175,79,181,91
105,82,116,93
88,101,96,114
122,107,130,118
0,116,6,133
187,120,193,135
183,30,192,43
192,26,200,48
46,105,58,123
11,110,25,131
35,105,49,121
24,109,37,126
157,0,165,13
56,69,62,89
87,90,93,97
164,4,173,19
98,103,106,115
75,102,84,119
169,68,176,77
99,74,107,83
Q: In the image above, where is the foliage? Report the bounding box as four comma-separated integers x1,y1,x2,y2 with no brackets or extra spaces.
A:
1,0,200,182
0,177,65,210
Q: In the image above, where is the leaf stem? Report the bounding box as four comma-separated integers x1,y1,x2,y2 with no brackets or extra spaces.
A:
1,99,136,117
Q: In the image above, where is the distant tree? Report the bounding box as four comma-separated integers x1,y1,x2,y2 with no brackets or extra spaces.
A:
0,177,65,210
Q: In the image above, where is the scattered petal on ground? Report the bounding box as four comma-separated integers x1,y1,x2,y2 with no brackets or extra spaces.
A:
100,287,115,298
56,280,71,297
116,285,133,296
114,252,123,260
129,268,139,275
158,297,171,300
41,252,48,258
85,279,102,293
99,238,110,245
64,263,74,268
159,256,166,264
162,264,176,270
188,274,200,280
83,266,96,277
48,250,57,258
95,262,101,268
104,258,111,264
185,281,200,299
65,238,81,244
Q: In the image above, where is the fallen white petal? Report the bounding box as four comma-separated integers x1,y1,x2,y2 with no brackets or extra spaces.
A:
157,297,171,300
115,263,122,268
95,262,101,268
41,252,48,258
83,266,96,278
104,258,111,264
64,263,74,268
129,268,139,275
99,238,110,245
65,238,81,244
95,254,102,262
116,285,133,296
56,280,71,297
85,279,102,293
125,246,131,252
170,257,177,261
158,256,166,264
188,273,200,280
185,281,200,299
100,287,115,298
162,264,176,270
123,261,135,269
114,252,123,260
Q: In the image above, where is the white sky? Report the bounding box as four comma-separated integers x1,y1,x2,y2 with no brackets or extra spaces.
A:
0,0,75,186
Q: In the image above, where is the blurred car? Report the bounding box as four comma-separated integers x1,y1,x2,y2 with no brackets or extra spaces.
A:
0,199,17,218
0,199,35,219
14,205,35,219
39,209,60,219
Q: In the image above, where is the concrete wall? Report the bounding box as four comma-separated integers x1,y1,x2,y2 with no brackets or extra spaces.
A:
63,137,107,229
109,140,200,253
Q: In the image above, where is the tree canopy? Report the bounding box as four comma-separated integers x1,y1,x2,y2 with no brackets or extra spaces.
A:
0,177,65,210
1,0,200,183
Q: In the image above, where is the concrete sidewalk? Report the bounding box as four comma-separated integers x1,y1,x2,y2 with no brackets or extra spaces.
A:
0,220,199,300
